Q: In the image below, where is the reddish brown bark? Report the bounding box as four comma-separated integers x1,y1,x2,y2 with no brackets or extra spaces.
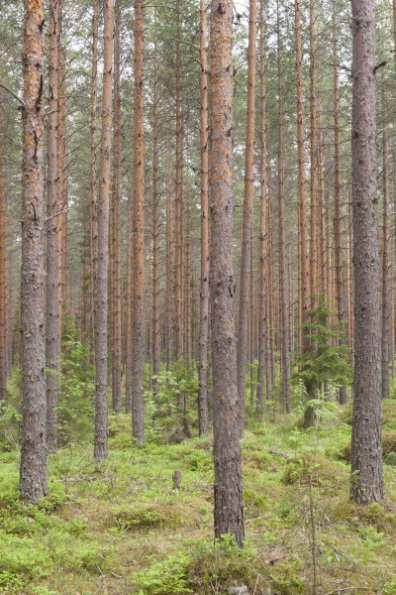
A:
198,0,210,435
94,0,114,461
0,109,7,402
237,0,256,427
210,0,244,546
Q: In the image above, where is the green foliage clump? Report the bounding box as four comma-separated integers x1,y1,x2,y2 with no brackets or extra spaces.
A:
134,552,192,594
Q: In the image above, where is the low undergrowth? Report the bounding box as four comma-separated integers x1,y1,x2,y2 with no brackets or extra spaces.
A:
0,401,395,594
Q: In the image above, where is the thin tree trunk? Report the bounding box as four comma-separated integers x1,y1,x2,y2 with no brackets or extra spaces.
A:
277,2,290,414
151,62,161,400
20,0,48,501
237,0,256,429
198,0,210,435
309,0,318,306
350,0,384,504
382,128,392,400
210,0,244,547
131,0,145,444
256,0,269,416
46,0,61,453
94,0,114,461
58,4,67,325
166,164,175,369
174,0,184,361
295,0,309,354
89,0,100,356
0,109,7,402
111,2,122,413
332,6,347,404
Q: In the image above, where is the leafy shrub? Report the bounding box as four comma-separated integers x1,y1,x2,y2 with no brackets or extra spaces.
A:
134,552,192,594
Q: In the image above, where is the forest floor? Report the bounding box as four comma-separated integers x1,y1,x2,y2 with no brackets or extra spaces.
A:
0,402,396,595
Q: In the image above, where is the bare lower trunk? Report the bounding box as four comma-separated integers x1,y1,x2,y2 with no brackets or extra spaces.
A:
111,3,122,413
256,0,269,415
198,0,210,435
0,109,7,402
46,0,61,453
131,0,145,444
350,0,384,504
382,128,392,400
237,0,256,428
94,0,114,461
20,0,48,502
210,0,244,547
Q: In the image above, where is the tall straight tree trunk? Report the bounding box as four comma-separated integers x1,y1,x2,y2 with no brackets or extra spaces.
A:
131,0,145,444
198,0,210,436
382,128,392,400
174,0,184,361
89,0,100,355
20,0,48,502
165,164,175,368
94,0,114,461
256,0,269,415
111,2,122,413
237,0,256,428
332,6,347,404
294,0,309,354
57,3,67,324
277,2,290,414
350,0,384,504
0,109,7,402
309,0,318,305
46,0,61,453
151,64,161,399
210,0,244,547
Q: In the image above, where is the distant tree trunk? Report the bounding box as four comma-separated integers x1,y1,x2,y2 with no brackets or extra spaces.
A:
131,0,145,444
165,164,175,369
350,0,384,504
198,0,210,436
276,2,290,414
332,6,347,405
20,0,48,502
94,0,114,461
110,2,122,413
382,128,392,400
151,63,161,400
175,0,184,361
210,0,244,546
256,0,269,415
57,3,67,324
46,0,61,453
309,0,318,305
0,109,7,402
294,0,309,354
89,0,100,355
237,0,256,429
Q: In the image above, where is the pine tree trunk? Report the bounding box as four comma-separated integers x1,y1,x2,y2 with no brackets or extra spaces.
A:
151,63,161,400
350,0,384,504
131,0,145,444
0,109,7,402
237,0,256,429
210,0,244,547
198,0,210,436
256,0,269,415
20,0,48,501
166,165,175,369
94,0,114,461
58,3,67,325
89,0,99,356
309,0,318,306
46,0,61,453
277,2,290,414
294,0,309,354
332,7,347,404
382,128,392,400
111,3,122,413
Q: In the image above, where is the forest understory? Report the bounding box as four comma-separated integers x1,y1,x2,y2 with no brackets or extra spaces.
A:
0,379,395,595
